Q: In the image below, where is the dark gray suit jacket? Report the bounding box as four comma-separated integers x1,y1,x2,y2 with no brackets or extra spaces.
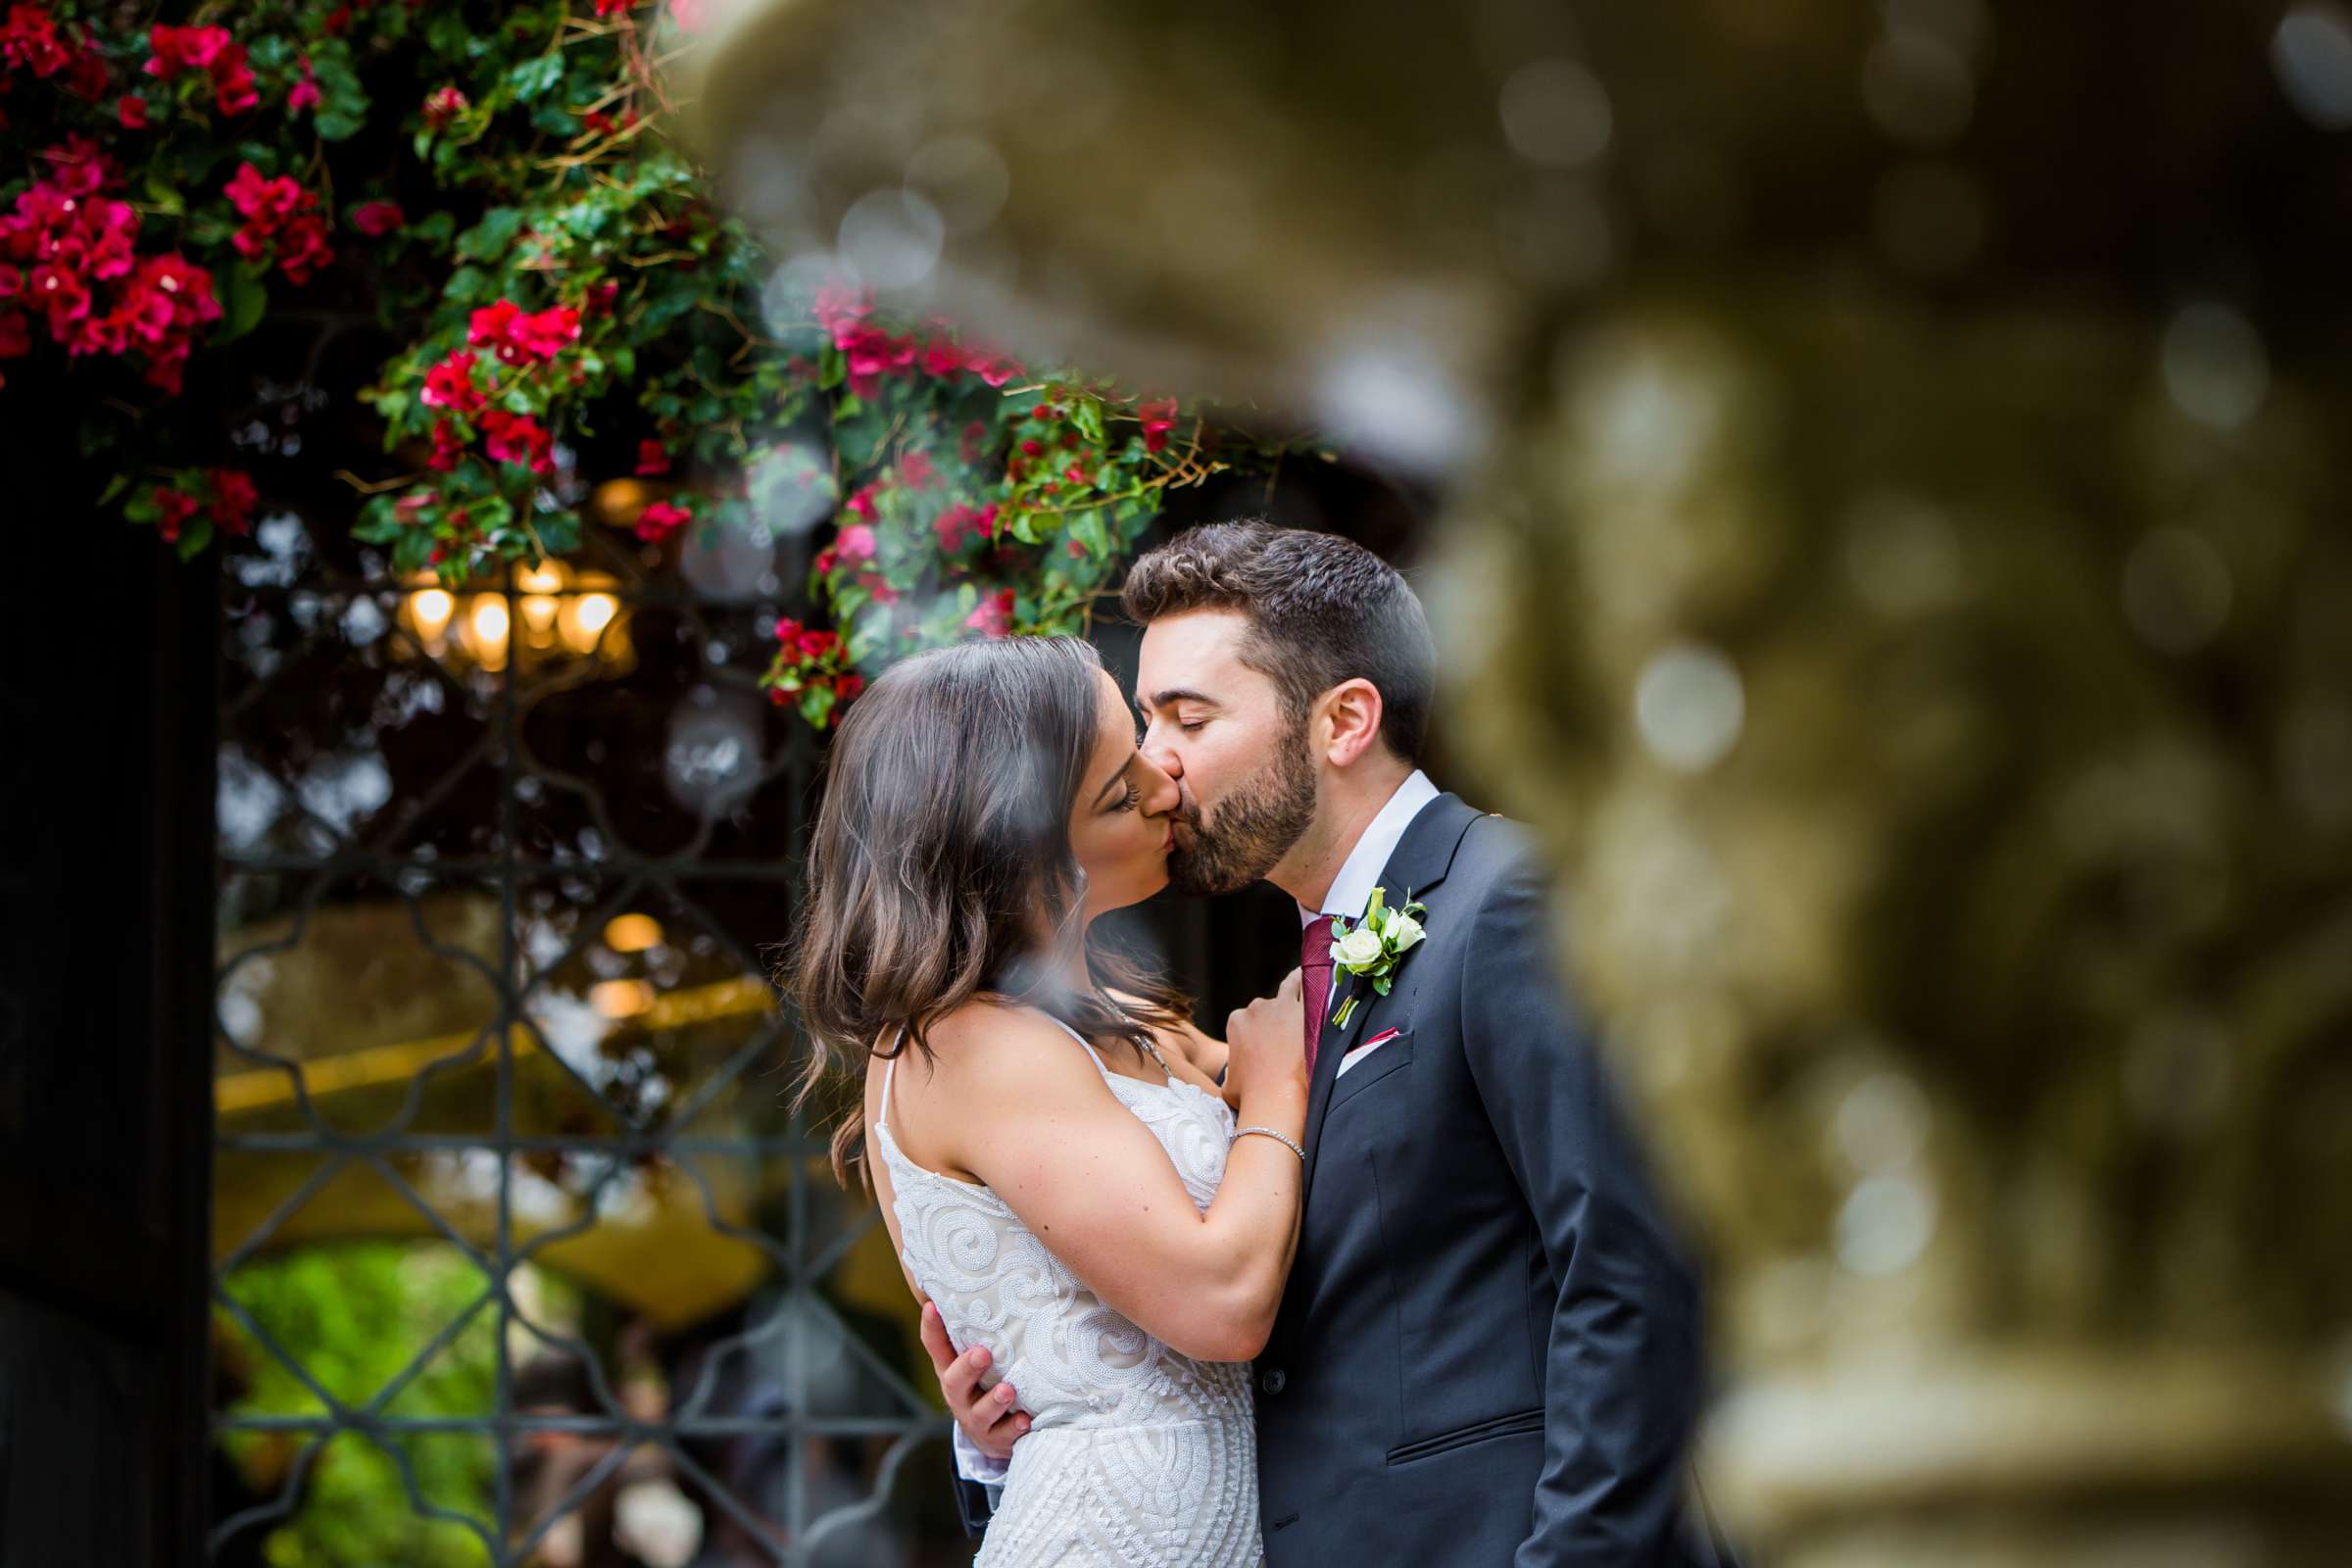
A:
1253,794,1704,1566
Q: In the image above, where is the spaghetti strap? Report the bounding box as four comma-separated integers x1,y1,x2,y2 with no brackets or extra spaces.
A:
1047,1015,1114,1074
876,1029,906,1132
1048,1011,1172,1083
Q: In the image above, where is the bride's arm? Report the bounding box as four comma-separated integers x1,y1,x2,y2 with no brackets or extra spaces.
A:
935,994,1305,1363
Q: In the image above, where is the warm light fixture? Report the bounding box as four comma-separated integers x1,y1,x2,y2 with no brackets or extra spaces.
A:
604,913,664,954
589,978,657,1019
395,561,634,679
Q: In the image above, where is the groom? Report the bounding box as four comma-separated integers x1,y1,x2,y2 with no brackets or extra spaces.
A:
930,521,1706,1564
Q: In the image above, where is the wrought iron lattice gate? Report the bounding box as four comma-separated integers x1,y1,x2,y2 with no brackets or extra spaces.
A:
206,524,958,1567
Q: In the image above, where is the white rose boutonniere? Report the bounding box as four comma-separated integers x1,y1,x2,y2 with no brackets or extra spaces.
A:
1325,886,1429,1028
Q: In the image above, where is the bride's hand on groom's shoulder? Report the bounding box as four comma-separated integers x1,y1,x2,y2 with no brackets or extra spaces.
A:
1223,969,1308,1121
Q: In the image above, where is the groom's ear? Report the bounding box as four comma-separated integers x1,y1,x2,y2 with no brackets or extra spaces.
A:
1318,678,1388,768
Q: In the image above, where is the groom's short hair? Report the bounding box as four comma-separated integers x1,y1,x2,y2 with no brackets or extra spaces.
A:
1121,520,1437,763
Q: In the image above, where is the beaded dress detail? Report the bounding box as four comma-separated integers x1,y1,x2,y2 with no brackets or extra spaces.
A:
872,1021,1261,1566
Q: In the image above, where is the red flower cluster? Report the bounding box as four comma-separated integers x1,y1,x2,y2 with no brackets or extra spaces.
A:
468,299,579,366
224,163,333,284
765,616,862,718
351,201,406,237
634,438,671,475
0,137,220,392
4,3,113,115
814,280,1024,399
420,349,486,416
634,498,690,543
149,466,258,544
2,4,72,79
144,24,256,116
1137,397,1179,453
287,57,319,115
479,407,553,474
813,517,876,576
932,501,998,553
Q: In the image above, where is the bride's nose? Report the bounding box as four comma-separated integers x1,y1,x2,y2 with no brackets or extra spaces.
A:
1137,755,1182,818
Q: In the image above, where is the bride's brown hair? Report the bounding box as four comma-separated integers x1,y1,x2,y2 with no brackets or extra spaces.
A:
787,634,1191,1184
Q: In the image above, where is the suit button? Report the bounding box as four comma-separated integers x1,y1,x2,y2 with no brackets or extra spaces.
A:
1260,1368,1286,1395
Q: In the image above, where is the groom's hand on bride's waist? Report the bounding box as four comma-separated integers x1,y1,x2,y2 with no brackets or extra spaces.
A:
923,1300,1030,1461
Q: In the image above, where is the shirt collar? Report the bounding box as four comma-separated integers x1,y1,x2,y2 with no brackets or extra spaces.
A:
1300,769,1440,927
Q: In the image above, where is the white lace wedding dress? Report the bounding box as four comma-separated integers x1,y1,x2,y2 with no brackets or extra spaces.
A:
873,1021,1263,1566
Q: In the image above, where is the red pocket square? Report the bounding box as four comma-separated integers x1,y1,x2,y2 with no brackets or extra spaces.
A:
1361,1028,1401,1049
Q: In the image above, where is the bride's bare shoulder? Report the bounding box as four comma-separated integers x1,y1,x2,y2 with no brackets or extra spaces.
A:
916,998,1091,1076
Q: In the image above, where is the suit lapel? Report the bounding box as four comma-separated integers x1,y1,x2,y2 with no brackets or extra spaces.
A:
1298,794,1485,1208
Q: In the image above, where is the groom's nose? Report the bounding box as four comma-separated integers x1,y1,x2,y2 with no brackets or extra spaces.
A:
1140,724,1184,779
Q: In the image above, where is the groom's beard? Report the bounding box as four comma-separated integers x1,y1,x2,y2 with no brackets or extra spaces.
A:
1164,724,1317,896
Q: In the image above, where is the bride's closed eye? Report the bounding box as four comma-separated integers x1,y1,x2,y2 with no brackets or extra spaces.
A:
1109,779,1142,813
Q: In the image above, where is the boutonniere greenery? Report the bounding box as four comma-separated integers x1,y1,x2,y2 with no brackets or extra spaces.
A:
1327,886,1427,1028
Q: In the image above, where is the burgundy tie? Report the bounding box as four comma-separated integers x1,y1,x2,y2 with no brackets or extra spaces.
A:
1300,915,1335,1072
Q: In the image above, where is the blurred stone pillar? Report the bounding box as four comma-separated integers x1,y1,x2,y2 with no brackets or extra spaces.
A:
681,1,2352,1558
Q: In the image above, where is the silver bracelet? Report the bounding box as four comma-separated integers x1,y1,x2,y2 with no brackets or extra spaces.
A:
1232,1125,1305,1162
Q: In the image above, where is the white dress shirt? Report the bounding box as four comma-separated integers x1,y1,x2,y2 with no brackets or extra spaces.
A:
953,768,1442,1490
1302,769,1441,927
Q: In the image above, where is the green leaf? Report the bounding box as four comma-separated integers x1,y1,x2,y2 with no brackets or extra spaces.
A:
455,207,524,264
506,55,564,101
216,263,270,346
142,165,185,216
799,683,839,729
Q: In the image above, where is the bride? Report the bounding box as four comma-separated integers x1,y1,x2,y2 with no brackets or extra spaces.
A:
789,634,1308,1565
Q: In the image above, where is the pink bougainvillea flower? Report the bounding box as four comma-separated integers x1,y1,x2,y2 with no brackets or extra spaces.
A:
2,4,74,77
513,304,578,361
207,467,258,535
1137,397,1179,453
962,588,1015,639
351,201,406,237
467,299,577,366
143,24,229,80
426,416,466,472
634,438,671,476
634,498,691,543
812,280,870,344
771,615,804,644
796,629,840,660
899,450,938,490
834,523,877,565
288,58,320,114
118,94,149,129
153,484,199,543
832,672,865,702
595,0,638,16
466,299,521,352
843,485,879,523
479,408,554,474
667,0,707,34
966,350,1024,388
222,163,331,282
422,85,467,129
919,337,965,378
420,349,486,416
210,44,257,115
